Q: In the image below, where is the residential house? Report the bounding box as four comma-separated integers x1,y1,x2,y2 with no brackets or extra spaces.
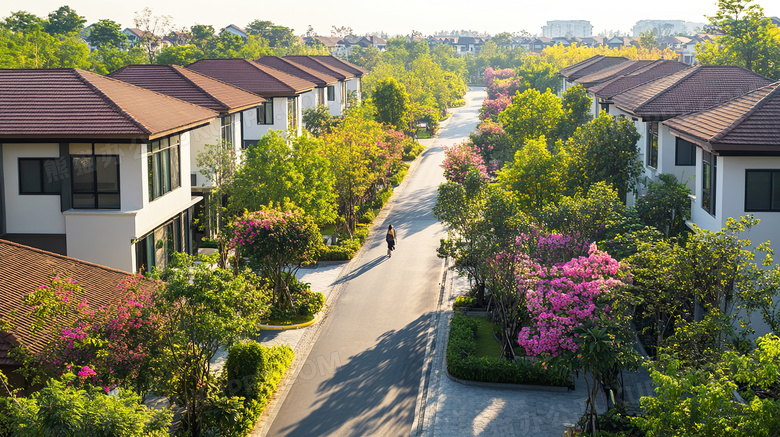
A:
679,34,714,65
0,68,218,272
187,59,316,141
573,60,660,115
122,28,145,47
588,60,691,118
609,65,772,197
283,55,354,114
309,55,367,106
579,36,606,48
529,37,554,52
606,36,639,49
224,24,248,40
664,82,780,335
0,239,158,389
558,55,630,94
254,56,339,115
305,36,344,56
107,64,265,190
542,20,593,38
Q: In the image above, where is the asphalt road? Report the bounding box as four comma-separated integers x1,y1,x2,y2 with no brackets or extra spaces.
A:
266,87,486,437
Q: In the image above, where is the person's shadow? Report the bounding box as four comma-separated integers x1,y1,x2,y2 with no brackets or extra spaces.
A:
334,255,386,285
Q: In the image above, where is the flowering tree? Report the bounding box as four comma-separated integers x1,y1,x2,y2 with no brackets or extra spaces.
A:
482,66,516,86
469,120,511,172
232,209,323,308
441,142,488,184
17,274,161,394
479,95,512,121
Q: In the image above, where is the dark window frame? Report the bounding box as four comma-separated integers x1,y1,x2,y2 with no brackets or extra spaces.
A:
287,97,298,129
745,169,780,212
18,157,61,195
646,121,659,169
70,154,120,209
147,134,181,202
220,114,233,146
256,101,274,125
701,150,717,216
675,137,696,166
327,85,335,101
134,210,190,272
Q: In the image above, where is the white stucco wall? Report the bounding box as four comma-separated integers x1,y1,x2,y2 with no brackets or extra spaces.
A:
327,82,346,116
243,97,292,141
346,77,362,105
2,143,66,234
188,121,221,189
657,125,696,190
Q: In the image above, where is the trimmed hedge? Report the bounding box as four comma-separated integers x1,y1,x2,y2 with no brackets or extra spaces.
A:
446,314,572,387
217,341,295,436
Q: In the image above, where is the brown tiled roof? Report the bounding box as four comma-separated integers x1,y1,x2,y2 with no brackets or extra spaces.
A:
559,55,629,80
612,65,773,119
591,60,691,99
0,68,218,140
664,81,780,153
575,60,657,88
109,64,265,114
0,240,159,366
187,59,316,97
283,56,352,81
310,55,368,76
254,56,338,87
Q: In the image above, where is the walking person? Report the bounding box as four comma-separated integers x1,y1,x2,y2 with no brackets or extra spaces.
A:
386,225,396,258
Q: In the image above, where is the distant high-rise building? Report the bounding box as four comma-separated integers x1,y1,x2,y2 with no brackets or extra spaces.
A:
632,20,706,36
542,20,593,38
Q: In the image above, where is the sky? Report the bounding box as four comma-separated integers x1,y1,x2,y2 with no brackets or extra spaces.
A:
3,0,778,37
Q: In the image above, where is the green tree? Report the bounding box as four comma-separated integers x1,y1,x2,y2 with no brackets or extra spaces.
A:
245,20,296,47
558,84,593,140
492,32,513,48
322,108,386,233
1,372,171,437
302,105,334,137
639,30,659,50
231,131,337,226
87,19,127,49
535,182,625,242
156,255,268,437
636,336,780,437
565,112,642,201
496,136,569,211
44,6,85,35
372,77,410,131
499,87,564,148
635,173,691,238
2,10,43,32
697,0,780,79
88,45,146,74
155,44,205,65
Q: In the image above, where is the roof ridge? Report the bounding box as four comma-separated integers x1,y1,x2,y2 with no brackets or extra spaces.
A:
171,65,229,111
0,239,138,276
632,66,697,113
710,82,780,143
73,69,152,135
247,60,297,93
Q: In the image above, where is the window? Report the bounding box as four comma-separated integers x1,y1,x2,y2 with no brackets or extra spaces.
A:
220,114,233,145
134,211,189,272
701,151,717,216
745,170,780,212
317,88,325,106
287,97,298,129
646,121,658,169
675,137,696,166
19,158,61,194
147,135,181,202
71,155,120,209
257,101,274,125
327,85,335,101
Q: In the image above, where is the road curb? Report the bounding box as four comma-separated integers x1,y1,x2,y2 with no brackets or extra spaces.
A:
444,370,572,393
257,312,322,330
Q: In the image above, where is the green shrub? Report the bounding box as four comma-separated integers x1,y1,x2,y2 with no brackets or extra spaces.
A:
453,295,477,310
389,163,409,185
402,142,425,161
319,244,356,261
200,237,219,249
450,98,466,107
446,314,571,387
295,290,325,317
373,187,393,209
359,209,376,224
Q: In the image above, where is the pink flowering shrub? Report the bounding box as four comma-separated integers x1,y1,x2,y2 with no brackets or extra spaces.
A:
441,142,489,183
469,120,510,174
483,67,516,87
517,243,628,357
24,274,161,392
479,95,512,121
232,209,322,308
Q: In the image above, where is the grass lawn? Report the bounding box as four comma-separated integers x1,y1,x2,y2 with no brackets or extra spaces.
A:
473,316,503,358
416,130,432,139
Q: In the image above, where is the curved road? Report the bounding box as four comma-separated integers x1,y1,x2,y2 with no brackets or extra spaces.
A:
266,88,486,437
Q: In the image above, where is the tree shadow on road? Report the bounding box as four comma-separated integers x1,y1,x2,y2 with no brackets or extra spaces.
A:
275,314,430,437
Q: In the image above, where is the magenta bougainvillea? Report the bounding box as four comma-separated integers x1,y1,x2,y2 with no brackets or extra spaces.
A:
517,243,628,357
483,67,516,86
441,142,489,184
26,274,160,392
479,96,512,121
